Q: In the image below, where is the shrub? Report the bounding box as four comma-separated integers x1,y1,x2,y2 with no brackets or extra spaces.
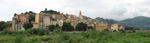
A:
23,22,33,30
14,35,23,43
87,26,94,31
1,28,27,35
48,24,60,31
1,29,11,34
26,28,48,35
76,22,88,31
48,25,56,31
10,31,26,35
62,22,74,31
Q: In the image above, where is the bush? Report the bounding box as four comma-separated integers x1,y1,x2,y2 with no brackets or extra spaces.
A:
125,26,140,30
0,28,27,35
23,22,33,30
14,35,23,43
1,29,11,34
62,22,74,31
76,22,88,31
48,24,60,31
10,31,26,35
26,28,48,35
48,25,56,31
88,26,94,30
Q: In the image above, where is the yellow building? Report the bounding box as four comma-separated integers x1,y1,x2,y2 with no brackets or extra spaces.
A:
95,23,110,31
111,24,124,31
33,13,44,28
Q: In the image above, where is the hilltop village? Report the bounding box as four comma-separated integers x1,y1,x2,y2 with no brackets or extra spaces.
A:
11,9,124,32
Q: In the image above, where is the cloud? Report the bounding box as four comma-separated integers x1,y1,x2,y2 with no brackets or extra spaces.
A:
0,0,150,21
62,0,150,20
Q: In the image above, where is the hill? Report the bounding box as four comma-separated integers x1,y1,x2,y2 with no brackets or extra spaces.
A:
120,16,150,30
93,17,118,24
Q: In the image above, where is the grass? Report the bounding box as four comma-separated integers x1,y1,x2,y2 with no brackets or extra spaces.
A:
0,31,150,43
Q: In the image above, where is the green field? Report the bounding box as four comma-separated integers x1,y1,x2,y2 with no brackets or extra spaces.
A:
0,31,150,43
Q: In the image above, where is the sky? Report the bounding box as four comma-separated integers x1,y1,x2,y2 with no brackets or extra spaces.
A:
0,0,150,21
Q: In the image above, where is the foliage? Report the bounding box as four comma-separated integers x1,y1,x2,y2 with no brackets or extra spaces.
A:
88,26,94,30
76,22,88,31
10,31,26,35
0,21,11,31
41,8,60,14
56,24,60,28
14,13,17,16
125,26,140,30
50,17,56,21
25,11,36,22
48,25,56,31
26,28,48,35
62,22,74,31
1,28,11,34
14,35,23,43
23,22,33,30
1,31,150,43
29,14,35,22
1,29,26,35
48,24,60,31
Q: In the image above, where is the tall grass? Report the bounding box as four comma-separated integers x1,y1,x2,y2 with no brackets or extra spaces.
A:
0,30,150,43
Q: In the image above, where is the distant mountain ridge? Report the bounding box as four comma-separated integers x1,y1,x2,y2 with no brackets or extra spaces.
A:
119,16,150,30
94,16,150,30
93,17,118,24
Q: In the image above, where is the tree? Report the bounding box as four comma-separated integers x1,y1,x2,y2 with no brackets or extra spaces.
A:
125,26,140,30
48,24,60,31
21,11,36,22
76,22,88,31
48,25,56,31
88,26,94,30
29,14,35,22
62,22,74,31
23,22,33,30
56,24,60,29
26,28,48,35
44,8,48,11
0,21,7,31
28,11,36,22
14,13,17,16
41,9,60,14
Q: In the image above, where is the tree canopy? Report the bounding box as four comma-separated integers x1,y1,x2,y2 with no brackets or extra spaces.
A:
23,22,33,30
41,8,60,14
125,26,140,30
88,26,94,30
0,21,11,31
20,11,36,22
29,14,35,22
48,24,60,31
62,22,74,31
76,22,88,31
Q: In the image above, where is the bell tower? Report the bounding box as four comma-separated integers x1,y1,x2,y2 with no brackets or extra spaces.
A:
79,10,83,19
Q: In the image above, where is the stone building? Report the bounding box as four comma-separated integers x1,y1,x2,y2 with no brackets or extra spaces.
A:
33,13,45,28
12,10,124,31
33,13,65,29
111,24,124,31
12,14,29,31
94,22,110,31
43,16,50,27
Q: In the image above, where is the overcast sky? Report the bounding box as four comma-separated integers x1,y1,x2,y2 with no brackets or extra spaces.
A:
0,0,150,21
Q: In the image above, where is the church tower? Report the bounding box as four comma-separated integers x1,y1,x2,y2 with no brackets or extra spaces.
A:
79,10,83,19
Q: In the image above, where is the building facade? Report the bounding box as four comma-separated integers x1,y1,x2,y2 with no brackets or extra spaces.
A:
12,11,124,31
12,14,29,31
